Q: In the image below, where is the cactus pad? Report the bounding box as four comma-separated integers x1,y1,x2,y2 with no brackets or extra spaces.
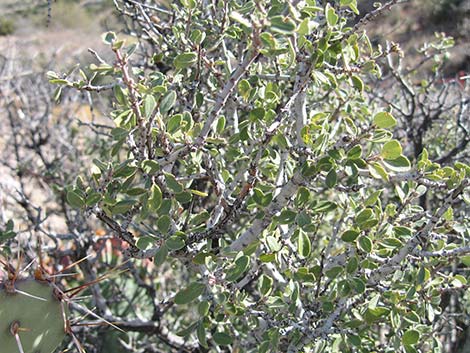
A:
0,279,67,353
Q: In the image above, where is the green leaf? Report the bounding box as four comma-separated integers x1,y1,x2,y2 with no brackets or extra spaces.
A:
229,11,251,27
259,275,273,296
355,208,373,226
111,200,136,214
347,145,362,159
346,257,359,274
259,253,276,262
136,236,154,250
374,112,397,129
180,0,196,9
312,201,337,213
238,79,251,100
85,192,102,206
174,52,197,69
154,245,168,266
298,230,312,258
226,255,250,282
198,301,210,316
174,282,205,305
144,95,156,118
157,215,171,234
66,190,85,208
197,322,208,348
325,169,337,188
278,210,296,224
175,191,192,204
402,330,420,345
351,75,364,91
216,116,226,134
357,235,373,253
382,155,411,172
326,4,339,26
325,266,342,279
166,235,186,250
270,16,296,34
149,184,162,211
102,31,116,44
167,114,182,134
190,29,206,45
341,229,360,242
368,162,389,181
160,91,177,114
164,173,184,193
213,332,233,346
142,159,160,174
381,140,402,160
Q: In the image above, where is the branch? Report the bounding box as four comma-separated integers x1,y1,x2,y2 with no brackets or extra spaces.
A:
416,246,470,258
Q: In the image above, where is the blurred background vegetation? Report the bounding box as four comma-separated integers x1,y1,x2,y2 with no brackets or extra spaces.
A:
0,0,467,73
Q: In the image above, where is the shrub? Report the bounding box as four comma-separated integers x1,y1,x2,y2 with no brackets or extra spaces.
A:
0,17,14,35
2,0,469,352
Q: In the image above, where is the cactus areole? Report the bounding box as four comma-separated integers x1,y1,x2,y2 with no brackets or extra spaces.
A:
0,279,66,353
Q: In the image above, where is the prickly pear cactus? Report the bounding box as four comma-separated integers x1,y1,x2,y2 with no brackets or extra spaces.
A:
0,279,66,353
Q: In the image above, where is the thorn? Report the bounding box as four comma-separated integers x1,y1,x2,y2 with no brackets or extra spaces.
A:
14,289,48,302
73,302,126,333
56,254,93,275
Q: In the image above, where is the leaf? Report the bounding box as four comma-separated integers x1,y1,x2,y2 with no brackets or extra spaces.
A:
160,91,177,114
175,191,192,204
164,173,184,193
136,236,154,250
142,159,160,174
298,230,312,258
111,200,136,214
229,11,251,27
174,282,205,305
278,210,296,224
346,257,359,273
66,190,85,208
197,322,208,348
347,145,362,159
374,112,397,129
381,140,402,160
368,162,389,181
144,95,156,118
341,229,360,242
326,266,342,279
149,184,162,211
213,332,233,346
326,4,339,26
259,275,273,296
355,208,373,226
325,169,337,188
180,0,196,9
382,156,411,172
238,79,251,100
167,114,183,133
157,215,171,234
270,16,296,34
154,245,168,266
166,235,186,250
173,52,197,69
402,330,420,345
86,192,102,206
190,29,206,45
102,31,116,44
259,253,276,262
357,235,372,253
198,301,210,316
225,255,250,282
351,75,363,91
